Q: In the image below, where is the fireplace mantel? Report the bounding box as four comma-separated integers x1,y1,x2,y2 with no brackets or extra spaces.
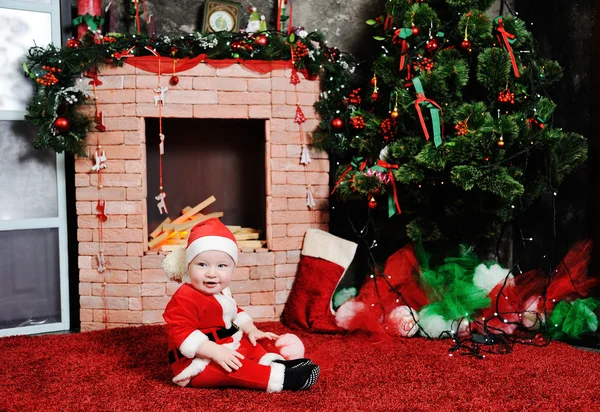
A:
75,61,328,330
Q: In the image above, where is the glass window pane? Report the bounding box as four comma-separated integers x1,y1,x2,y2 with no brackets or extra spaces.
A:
0,228,61,330
0,120,58,220
0,7,52,111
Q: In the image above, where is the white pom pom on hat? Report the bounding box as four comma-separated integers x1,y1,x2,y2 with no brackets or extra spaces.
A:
162,218,238,282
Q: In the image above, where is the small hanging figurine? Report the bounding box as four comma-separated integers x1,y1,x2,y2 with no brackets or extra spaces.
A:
153,86,168,106
245,6,261,33
159,133,165,155
155,192,168,214
92,148,107,171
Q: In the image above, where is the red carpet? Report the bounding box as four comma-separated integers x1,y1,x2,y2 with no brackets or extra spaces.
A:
1,323,599,411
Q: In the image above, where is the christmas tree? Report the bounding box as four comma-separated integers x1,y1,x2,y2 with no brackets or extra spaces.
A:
315,0,587,249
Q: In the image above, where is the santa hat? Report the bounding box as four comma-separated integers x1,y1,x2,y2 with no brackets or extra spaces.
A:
162,218,238,282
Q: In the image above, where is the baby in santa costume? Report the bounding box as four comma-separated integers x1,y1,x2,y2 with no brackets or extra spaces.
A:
162,218,320,392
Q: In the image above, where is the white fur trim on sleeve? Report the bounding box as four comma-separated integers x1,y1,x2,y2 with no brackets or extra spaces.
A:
301,229,358,269
259,352,285,365
179,330,209,358
267,362,285,393
235,311,254,333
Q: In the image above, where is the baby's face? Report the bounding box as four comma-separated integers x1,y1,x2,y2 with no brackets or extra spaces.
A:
188,250,235,295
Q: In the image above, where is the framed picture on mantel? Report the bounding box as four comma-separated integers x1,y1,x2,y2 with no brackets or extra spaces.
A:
201,0,241,33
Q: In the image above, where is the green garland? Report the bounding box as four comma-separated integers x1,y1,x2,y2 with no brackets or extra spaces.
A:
23,29,357,156
312,0,588,245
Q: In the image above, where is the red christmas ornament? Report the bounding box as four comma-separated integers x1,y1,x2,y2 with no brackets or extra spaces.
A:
170,46,178,56
371,91,379,101
331,117,344,131
461,39,471,50
66,38,81,49
411,26,420,36
54,117,70,133
169,76,179,86
255,35,268,46
425,38,439,52
390,109,399,119
368,196,377,209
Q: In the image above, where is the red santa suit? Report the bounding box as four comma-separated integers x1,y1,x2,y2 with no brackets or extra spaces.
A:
163,283,285,391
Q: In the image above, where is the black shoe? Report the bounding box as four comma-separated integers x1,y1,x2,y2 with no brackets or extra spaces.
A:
273,358,313,369
282,364,320,391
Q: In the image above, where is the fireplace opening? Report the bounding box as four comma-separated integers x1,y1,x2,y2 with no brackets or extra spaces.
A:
145,118,266,242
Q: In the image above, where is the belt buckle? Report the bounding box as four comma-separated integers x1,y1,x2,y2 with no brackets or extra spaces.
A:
231,322,239,331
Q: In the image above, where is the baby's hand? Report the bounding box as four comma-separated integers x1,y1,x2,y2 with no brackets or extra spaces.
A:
247,328,279,346
211,345,244,372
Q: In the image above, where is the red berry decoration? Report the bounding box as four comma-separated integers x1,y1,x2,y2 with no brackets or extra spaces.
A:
331,117,344,131
255,35,268,46
54,117,70,133
498,88,515,104
461,39,471,50
170,46,178,56
347,88,362,105
368,196,377,209
66,38,80,49
411,26,420,36
349,115,365,129
425,38,439,53
169,76,179,86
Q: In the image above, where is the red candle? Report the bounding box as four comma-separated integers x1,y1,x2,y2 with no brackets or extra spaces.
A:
77,0,102,39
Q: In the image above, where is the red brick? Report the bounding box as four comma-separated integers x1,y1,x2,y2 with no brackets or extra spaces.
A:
78,214,126,228
274,252,287,265
216,65,270,78
276,263,299,278
78,229,93,242
286,144,328,159
96,90,135,103
142,269,168,282
100,64,135,75
286,224,312,237
123,76,136,89
270,237,303,251
218,92,271,105
234,293,250,306
103,256,141,271
136,75,192,89
271,68,292,78
286,250,301,264
94,228,143,243
271,211,312,224
89,132,125,146
143,310,165,324
79,256,92,269
76,187,126,201
79,269,103,282
271,198,287,211
80,296,129,309
286,172,329,185
104,117,143,131
249,105,272,119
270,158,305,172
142,296,171,310
127,243,144,256
124,131,144,145
81,322,106,331
229,279,274,293
103,284,141,297
129,297,142,310
286,92,318,106
272,185,306,198
126,187,146,200
90,173,141,187
166,282,181,296
239,306,275,319
193,77,247,91
271,105,297,119
247,79,271,92
124,160,144,174
288,198,329,211
142,283,166,296
98,104,125,118
104,144,141,159
136,103,193,117
75,174,90,187
79,282,92,296
250,266,275,279
106,310,142,324
104,201,143,215
276,290,290,304
128,271,142,283
251,292,275,305
275,304,285,318
127,215,144,228
142,255,165,269
76,202,92,215
193,105,248,118
80,309,93,322
272,91,286,105
233,267,250,281
79,242,127,256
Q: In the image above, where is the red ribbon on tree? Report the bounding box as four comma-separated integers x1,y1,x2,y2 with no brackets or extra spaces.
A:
495,17,520,78
376,160,402,215
331,157,367,194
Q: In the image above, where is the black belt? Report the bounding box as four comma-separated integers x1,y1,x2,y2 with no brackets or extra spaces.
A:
168,324,239,365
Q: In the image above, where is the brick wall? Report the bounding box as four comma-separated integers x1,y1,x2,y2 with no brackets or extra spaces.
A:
75,62,328,331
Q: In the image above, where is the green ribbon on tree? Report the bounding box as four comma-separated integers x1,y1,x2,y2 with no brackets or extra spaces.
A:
412,77,443,147
72,13,105,33
331,156,367,194
373,160,401,217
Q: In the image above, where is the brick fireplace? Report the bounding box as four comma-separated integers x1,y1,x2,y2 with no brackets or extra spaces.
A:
75,61,328,331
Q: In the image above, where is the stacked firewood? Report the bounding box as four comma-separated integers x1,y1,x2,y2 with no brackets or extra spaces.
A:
148,196,265,251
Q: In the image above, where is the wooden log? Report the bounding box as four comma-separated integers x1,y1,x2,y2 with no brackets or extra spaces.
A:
172,196,216,224
149,217,171,240
148,230,174,249
234,227,260,234
164,212,224,232
226,225,242,233
237,240,266,248
234,233,260,241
